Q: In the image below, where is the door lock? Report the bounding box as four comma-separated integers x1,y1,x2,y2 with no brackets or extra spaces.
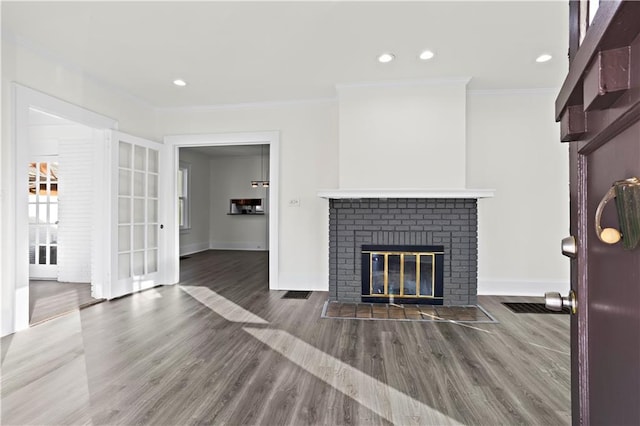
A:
561,236,577,258
545,290,577,314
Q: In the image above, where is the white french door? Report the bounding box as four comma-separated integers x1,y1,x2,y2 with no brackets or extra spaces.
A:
110,131,163,299
28,160,59,279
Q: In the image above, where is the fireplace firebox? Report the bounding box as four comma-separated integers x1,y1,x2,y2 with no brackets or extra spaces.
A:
361,245,444,304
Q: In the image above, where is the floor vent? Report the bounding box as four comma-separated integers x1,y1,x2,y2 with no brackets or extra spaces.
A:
502,302,570,314
282,291,311,299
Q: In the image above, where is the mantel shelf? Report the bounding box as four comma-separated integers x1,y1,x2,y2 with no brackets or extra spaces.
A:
317,188,495,200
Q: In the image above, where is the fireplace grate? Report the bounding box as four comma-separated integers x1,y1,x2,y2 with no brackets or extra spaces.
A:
282,291,311,299
502,302,570,314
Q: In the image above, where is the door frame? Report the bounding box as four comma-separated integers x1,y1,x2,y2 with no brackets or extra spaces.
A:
556,1,640,423
163,132,280,289
11,84,118,332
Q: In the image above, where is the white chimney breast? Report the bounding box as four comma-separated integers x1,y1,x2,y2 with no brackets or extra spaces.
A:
336,79,469,190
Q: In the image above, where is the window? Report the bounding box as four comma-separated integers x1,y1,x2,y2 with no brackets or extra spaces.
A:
178,164,190,230
579,0,601,45
28,161,59,266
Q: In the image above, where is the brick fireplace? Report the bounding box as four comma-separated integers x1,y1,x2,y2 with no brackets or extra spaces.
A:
320,190,493,306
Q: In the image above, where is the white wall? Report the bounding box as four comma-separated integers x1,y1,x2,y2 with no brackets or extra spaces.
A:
2,39,20,335
157,101,339,290
208,154,269,251
57,134,95,283
178,148,211,256
337,80,467,189
466,90,570,295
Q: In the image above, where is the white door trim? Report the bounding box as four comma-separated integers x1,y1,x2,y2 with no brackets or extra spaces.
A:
163,132,280,289
9,84,118,333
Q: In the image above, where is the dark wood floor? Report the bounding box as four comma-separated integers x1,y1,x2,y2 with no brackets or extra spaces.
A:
29,280,97,325
2,250,570,425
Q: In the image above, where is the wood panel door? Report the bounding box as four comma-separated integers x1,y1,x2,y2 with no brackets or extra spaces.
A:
555,1,640,424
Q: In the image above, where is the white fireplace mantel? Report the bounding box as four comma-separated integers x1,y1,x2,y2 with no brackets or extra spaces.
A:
317,188,495,199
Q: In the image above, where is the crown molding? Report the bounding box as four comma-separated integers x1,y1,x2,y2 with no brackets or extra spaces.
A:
467,87,559,96
336,77,472,91
155,97,337,113
2,29,155,110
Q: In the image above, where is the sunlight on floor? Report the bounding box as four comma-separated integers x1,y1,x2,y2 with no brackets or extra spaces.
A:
0,311,92,424
243,327,463,425
138,288,164,300
179,286,461,424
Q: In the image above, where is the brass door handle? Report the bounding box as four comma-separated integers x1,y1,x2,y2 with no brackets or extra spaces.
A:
595,177,640,249
595,185,622,244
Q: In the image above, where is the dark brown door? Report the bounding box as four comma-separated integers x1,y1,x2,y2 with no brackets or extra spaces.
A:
555,1,640,424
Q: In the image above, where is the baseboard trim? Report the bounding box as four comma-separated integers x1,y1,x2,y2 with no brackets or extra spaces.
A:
478,279,569,297
179,242,210,257
276,284,329,292
209,241,268,251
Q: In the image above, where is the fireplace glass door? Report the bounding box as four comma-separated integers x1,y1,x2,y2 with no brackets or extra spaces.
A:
362,245,444,304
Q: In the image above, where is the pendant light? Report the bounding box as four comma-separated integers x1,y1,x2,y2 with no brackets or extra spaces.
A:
251,145,269,188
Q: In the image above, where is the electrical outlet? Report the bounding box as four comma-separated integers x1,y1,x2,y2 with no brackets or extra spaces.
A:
289,199,301,207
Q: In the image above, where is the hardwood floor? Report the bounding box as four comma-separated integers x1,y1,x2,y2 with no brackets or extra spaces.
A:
1,250,570,425
323,301,496,322
29,280,99,325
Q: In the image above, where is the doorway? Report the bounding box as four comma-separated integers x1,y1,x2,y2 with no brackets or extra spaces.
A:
11,84,117,332
26,109,103,325
163,132,280,289
178,145,270,256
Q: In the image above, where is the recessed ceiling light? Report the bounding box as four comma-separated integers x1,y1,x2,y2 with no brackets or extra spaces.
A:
378,53,395,63
419,50,435,60
535,54,552,63
173,79,187,86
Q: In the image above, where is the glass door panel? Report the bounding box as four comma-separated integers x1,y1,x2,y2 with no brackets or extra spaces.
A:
112,131,161,298
371,254,385,295
387,255,401,295
28,161,59,278
419,255,434,296
403,255,418,296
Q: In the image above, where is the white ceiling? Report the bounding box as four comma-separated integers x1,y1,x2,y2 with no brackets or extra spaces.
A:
2,1,568,108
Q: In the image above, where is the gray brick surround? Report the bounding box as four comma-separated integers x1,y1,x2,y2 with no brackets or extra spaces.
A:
328,198,478,305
